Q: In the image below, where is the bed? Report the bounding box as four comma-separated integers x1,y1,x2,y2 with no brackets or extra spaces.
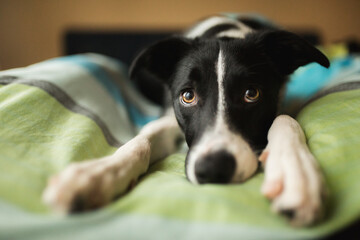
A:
0,30,360,239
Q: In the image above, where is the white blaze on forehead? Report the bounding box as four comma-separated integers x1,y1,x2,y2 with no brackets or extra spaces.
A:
217,50,226,120
186,49,258,184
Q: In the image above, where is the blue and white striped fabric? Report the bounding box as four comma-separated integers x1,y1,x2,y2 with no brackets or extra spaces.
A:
0,53,161,146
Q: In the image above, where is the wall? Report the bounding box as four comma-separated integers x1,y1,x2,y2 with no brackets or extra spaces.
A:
0,0,359,70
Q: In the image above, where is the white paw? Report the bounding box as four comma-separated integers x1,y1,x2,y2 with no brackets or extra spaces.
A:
43,137,151,214
260,139,326,226
43,160,119,214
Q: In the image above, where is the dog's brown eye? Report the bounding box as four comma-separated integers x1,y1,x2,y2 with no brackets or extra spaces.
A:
244,88,260,103
181,90,197,105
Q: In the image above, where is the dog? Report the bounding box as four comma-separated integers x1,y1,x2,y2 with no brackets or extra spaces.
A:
43,14,330,226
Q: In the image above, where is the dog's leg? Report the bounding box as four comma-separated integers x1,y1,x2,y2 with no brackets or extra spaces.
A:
259,115,325,226
43,115,182,214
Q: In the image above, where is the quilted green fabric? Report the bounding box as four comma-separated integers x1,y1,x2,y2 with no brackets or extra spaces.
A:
0,83,360,240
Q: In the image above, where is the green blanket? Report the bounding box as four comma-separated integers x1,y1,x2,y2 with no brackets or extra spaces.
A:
0,54,360,240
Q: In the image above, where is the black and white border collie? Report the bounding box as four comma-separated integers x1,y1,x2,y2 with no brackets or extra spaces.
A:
44,14,330,226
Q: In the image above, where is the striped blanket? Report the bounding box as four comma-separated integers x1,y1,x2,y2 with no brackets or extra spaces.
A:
0,52,360,239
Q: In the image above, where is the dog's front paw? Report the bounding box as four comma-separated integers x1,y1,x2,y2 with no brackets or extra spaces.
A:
42,159,127,214
43,139,151,214
260,140,326,226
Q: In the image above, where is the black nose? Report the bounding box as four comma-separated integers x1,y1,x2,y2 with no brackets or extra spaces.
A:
195,150,236,184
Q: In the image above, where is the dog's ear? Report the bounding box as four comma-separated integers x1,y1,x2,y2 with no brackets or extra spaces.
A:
259,30,330,75
130,36,193,85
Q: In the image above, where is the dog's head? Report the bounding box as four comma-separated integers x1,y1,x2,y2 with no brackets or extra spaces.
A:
130,30,329,184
